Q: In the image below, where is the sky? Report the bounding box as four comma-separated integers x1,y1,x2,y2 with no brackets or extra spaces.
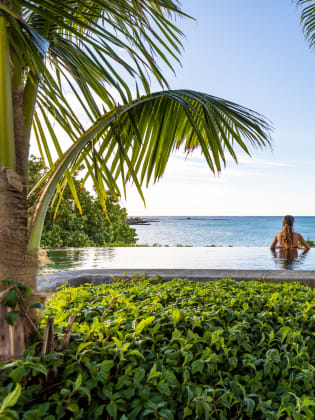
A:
30,0,315,216
120,0,315,216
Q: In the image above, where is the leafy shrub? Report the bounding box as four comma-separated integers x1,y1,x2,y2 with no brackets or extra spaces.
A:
0,278,314,419
306,239,315,248
28,156,137,248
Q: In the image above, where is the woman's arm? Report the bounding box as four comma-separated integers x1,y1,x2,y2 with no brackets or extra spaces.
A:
270,234,278,250
298,234,310,250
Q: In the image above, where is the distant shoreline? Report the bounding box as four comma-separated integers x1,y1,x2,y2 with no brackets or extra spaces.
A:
128,217,160,225
128,215,315,218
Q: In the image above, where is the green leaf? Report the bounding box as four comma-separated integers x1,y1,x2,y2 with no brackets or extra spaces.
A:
0,384,21,413
31,363,47,377
1,279,32,295
133,367,145,385
171,308,181,326
127,350,145,361
280,326,291,342
147,363,161,382
134,316,155,335
0,409,19,420
93,404,105,418
78,386,91,404
4,310,19,325
10,367,27,383
106,402,117,419
192,359,204,374
183,407,193,418
99,360,114,372
67,402,79,414
116,375,132,390
270,292,280,302
142,409,154,416
269,329,275,342
76,342,92,356
228,356,238,369
301,396,315,408
0,278,11,286
2,290,19,308
159,409,174,420
112,337,122,349
74,374,82,391
157,382,171,396
244,397,255,416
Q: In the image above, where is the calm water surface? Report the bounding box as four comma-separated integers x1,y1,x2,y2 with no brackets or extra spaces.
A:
133,216,315,246
43,247,315,272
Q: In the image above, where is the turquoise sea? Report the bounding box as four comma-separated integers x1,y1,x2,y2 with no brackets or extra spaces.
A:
133,216,315,247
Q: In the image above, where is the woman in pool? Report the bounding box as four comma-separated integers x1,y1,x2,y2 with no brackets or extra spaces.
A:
270,215,310,250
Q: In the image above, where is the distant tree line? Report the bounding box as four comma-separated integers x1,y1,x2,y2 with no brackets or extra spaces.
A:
28,156,137,248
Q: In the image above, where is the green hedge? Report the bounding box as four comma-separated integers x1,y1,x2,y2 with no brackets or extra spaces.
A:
0,278,314,419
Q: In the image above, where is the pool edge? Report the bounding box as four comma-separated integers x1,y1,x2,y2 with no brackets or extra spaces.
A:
38,268,315,291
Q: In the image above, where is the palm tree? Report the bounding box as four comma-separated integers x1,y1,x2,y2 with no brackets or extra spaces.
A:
0,0,271,359
296,0,315,47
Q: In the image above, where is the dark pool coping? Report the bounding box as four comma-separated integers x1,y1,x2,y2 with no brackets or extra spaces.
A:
37,268,315,291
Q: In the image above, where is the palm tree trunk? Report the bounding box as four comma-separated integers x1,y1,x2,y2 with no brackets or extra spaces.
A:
14,84,29,182
0,167,37,360
0,86,37,359
0,167,34,284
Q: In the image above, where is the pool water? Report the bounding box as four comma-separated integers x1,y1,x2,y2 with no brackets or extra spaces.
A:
42,247,315,272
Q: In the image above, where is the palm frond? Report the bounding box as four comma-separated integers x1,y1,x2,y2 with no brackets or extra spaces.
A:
28,89,272,253
0,0,192,170
1,0,187,99
296,0,315,48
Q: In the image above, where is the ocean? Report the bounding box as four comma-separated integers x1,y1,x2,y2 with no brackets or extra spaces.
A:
132,216,315,247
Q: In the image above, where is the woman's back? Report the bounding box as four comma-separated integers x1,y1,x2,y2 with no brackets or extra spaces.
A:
275,231,301,248
270,215,310,250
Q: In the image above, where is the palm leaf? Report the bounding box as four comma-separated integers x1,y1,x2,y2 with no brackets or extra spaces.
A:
27,89,271,253
296,0,315,48
1,0,187,105
0,0,190,167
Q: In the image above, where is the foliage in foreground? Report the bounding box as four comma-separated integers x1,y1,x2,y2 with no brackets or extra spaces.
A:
0,277,314,419
28,156,137,248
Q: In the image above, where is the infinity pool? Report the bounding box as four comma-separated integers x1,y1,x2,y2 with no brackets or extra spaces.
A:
42,247,315,272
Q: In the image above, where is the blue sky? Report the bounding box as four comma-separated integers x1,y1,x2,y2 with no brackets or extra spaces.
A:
29,1,315,216
122,0,315,216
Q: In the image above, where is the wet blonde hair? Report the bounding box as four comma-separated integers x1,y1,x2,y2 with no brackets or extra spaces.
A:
281,215,294,248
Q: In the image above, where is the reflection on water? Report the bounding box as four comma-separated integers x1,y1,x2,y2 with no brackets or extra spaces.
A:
271,248,310,270
42,247,315,273
45,248,117,272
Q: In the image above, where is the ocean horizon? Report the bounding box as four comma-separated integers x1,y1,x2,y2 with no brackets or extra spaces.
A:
132,216,315,247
